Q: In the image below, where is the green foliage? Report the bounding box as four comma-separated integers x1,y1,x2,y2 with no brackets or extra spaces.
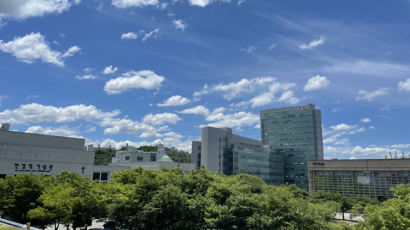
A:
356,184,410,230
0,174,48,223
137,145,191,163
94,148,116,165
2,169,408,230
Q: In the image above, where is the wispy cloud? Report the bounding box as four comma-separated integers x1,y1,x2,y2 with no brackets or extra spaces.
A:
299,37,324,50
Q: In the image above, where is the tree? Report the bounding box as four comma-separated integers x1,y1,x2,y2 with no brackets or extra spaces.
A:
311,191,353,220
0,174,48,223
94,148,116,165
28,184,76,230
357,184,410,230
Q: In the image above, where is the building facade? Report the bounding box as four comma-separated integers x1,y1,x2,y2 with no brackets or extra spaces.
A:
260,104,324,190
308,159,410,199
0,124,95,179
109,145,195,173
191,141,201,169
198,126,284,185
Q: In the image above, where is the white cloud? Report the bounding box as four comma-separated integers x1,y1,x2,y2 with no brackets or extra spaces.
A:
0,0,81,21
76,74,97,80
240,46,255,54
83,67,94,73
0,103,120,125
398,78,410,92
304,75,330,91
61,45,80,57
157,95,190,107
104,70,164,94
323,123,366,145
267,43,276,51
25,125,81,138
84,126,96,133
121,32,138,40
173,19,187,31
141,28,160,41
0,32,79,66
188,0,230,7
323,60,410,78
142,113,181,125
380,105,390,111
299,37,324,50
203,107,259,130
102,65,118,74
360,117,371,123
355,87,389,101
94,131,194,152
111,0,159,8
100,117,158,138
325,144,410,159
179,105,210,116
194,76,299,107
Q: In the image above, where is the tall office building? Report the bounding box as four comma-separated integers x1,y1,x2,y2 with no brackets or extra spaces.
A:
260,104,324,190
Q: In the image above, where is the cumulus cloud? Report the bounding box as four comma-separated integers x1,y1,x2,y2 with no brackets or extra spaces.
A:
299,37,324,50
355,87,389,101
76,74,97,80
323,123,365,145
104,70,164,94
25,125,81,138
0,32,79,66
0,103,120,125
0,0,81,21
157,95,190,107
173,19,187,31
193,77,299,107
100,117,159,138
61,45,80,57
142,113,181,126
121,32,138,40
94,131,193,152
360,118,371,123
195,77,298,105
102,65,118,74
325,144,410,159
179,105,210,116
398,78,410,92
188,0,230,7
203,107,259,130
304,75,330,91
111,0,159,8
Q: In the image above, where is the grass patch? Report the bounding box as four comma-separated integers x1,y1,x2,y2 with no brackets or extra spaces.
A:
328,220,355,230
0,224,21,230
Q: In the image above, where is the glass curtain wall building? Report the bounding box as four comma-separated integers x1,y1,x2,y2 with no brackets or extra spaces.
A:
260,104,324,190
308,159,410,200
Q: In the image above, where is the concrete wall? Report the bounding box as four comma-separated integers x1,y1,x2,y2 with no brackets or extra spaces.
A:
191,141,201,169
0,130,94,179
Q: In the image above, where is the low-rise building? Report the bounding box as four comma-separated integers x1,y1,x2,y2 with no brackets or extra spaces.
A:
0,123,95,179
308,159,410,199
109,145,195,173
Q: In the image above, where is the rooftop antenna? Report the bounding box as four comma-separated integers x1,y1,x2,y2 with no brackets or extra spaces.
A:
394,151,398,159
389,152,393,159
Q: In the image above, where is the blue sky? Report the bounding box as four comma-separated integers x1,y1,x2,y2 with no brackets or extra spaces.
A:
1,0,410,159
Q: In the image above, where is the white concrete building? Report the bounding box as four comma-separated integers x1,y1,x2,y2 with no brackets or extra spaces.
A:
0,123,95,179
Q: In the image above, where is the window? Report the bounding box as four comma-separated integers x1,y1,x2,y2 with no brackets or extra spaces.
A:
101,173,108,181
125,156,130,161
137,157,144,161
93,173,100,180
